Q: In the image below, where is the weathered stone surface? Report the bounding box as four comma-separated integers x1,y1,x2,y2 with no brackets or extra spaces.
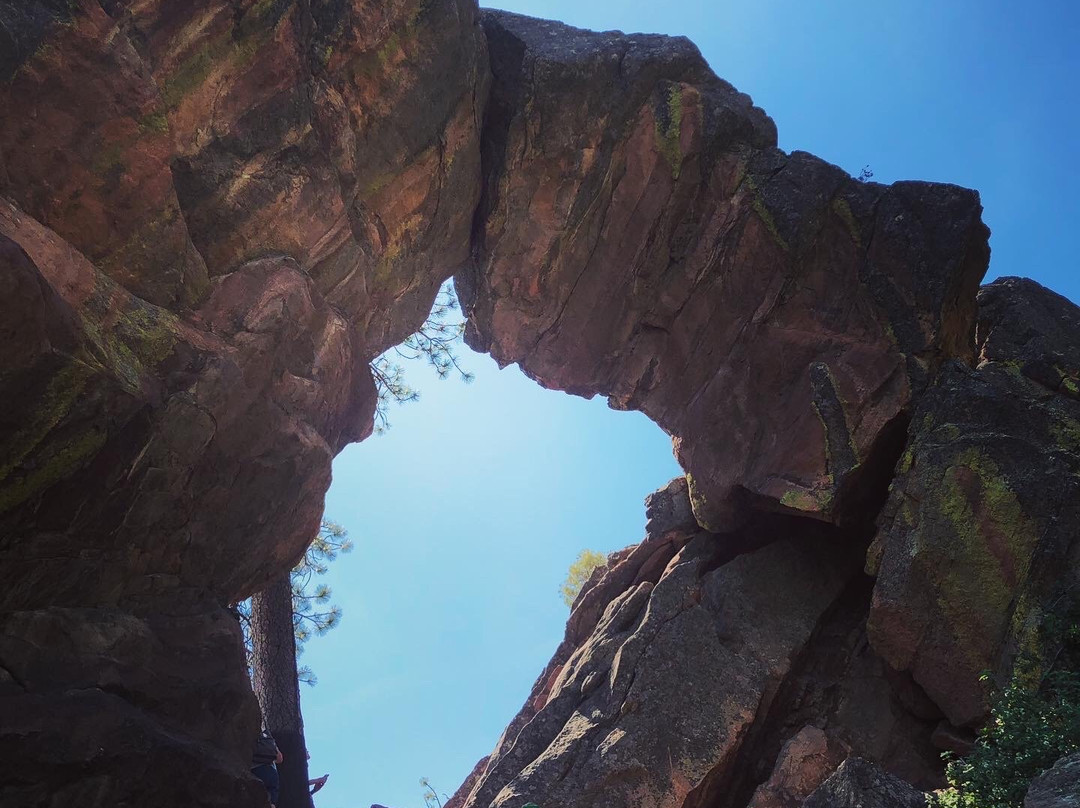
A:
0,0,209,308
2,1,1060,806
461,10,990,529
868,278,1080,726
0,0,491,800
0,606,264,807
1025,752,1080,808
0,200,373,609
453,501,863,808
1,0,488,348
747,727,849,808
801,758,927,808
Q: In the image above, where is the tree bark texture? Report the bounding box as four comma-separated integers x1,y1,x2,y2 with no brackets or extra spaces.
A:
252,574,313,808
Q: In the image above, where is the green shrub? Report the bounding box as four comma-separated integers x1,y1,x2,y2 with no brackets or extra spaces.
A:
933,613,1080,808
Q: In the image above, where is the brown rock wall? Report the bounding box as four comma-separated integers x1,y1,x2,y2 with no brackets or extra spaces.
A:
462,10,990,529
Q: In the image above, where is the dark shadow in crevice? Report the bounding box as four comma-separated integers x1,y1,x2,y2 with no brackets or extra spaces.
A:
833,411,912,536
682,569,946,808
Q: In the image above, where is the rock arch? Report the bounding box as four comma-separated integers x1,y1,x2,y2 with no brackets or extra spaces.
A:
2,1,1076,806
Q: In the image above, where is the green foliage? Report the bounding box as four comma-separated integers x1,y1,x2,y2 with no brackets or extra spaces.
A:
560,549,608,609
291,519,353,685
933,608,1080,808
370,282,474,434
235,519,352,687
654,84,683,179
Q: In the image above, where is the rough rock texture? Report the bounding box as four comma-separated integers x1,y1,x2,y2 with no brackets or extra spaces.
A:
801,758,927,808
4,1,1077,807
0,0,487,342
0,606,264,807
868,278,1080,727
0,202,374,609
463,525,860,808
461,10,990,529
448,481,950,808
1025,752,1080,808
0,0,488,803
746,727,848,808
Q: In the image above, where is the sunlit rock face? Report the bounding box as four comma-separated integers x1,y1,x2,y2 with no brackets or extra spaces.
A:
454,279,1080,808
1,0,1076,806
461,10,990,530
447,481,944,808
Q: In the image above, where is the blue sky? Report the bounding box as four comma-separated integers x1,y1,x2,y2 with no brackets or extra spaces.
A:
301,2,1080,806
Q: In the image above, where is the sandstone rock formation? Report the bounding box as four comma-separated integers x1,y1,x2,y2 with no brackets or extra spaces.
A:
451,277,1080,808
445,481,942,808
463,10,989,530
801,758,928,808
1,0,1076,806
2,0,486,803
1025,752,1080,808
868,278,1080,727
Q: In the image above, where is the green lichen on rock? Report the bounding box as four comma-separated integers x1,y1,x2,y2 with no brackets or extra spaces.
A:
810,361,859,479
85,302,179,394
685,473,721,532
780,484,833,513
0,360,95,486
831,196,861,247
744,175,790,252
0,426,107,515
75,265,180,394
137,110,170,135
653,84,683,180
376,32,403,67
897,445,916,475
926,447,1037,662
1049,413,1080,452
90,141,126,179
159,0,289,110
160,44,217,110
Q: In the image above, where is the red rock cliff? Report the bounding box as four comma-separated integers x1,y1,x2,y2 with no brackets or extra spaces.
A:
3,2,1076,808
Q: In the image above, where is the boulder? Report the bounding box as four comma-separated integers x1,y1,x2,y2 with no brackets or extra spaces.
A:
452,503,865,808
747,727,849,808
868,278,1080,726
1025,752,1080,808
802,758,927,808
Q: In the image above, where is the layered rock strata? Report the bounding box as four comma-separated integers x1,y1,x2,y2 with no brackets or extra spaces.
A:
462,10,989,530
2,1,1076,807
2,0,486,803
452,278,1080,808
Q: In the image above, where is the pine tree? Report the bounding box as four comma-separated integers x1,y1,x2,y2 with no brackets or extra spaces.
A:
251,575,314,808
369,282,473,433
236,520,353,686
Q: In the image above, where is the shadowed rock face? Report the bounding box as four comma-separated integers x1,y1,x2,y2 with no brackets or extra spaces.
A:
868,278,1080,727
2,1,1075,807
801,758,927,808
1025,752,1080,808
1,0,486,803
0,202,372,611
461,10,990,530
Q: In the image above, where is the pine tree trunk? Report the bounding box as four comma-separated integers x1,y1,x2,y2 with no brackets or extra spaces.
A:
251,574,313,808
